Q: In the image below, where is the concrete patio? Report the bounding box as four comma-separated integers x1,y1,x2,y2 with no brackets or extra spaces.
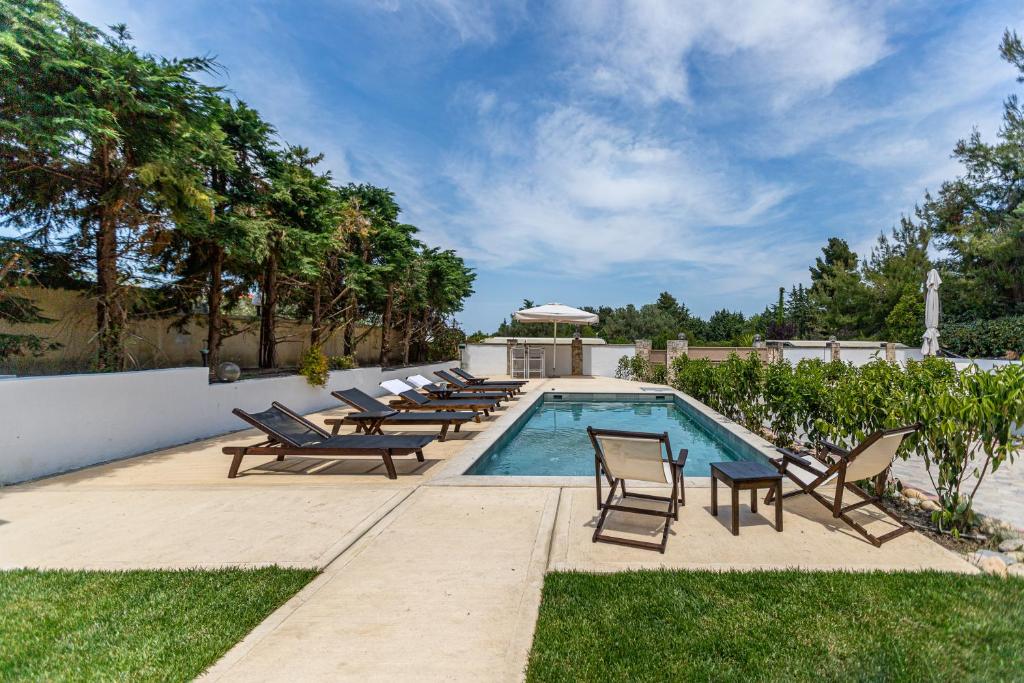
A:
0,376,976,681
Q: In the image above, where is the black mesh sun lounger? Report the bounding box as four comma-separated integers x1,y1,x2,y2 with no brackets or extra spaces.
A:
223,402,434,479
328,389,479,440
335,385,495,417
392,389,498,416
451,366,528,387
435,369,520,397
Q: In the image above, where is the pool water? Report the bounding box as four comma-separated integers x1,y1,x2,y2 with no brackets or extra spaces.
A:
467,398,754,476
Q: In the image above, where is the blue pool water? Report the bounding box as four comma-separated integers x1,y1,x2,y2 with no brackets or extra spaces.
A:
467,397,756,476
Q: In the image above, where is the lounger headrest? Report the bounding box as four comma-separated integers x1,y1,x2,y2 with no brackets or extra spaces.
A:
406,375,431,388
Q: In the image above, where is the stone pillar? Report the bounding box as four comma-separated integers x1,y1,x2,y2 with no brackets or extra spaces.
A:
571,337,583,376
828,336,841,362
885,342,896,362
767,341,784,364
665,334,689,383
506,339,516,375
634,339,652,363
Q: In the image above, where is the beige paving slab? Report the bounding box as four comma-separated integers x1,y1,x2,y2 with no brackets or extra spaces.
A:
550,485,976,573
203,486,559,683
0,486,411,569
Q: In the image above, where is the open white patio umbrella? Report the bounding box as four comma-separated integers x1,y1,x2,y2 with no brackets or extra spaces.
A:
921,269,942,356
513,303,599,374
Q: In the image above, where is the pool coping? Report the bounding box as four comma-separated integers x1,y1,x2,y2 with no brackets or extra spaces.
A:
427,382,780,489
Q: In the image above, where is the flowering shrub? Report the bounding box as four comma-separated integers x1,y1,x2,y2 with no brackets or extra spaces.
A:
298,345,329,387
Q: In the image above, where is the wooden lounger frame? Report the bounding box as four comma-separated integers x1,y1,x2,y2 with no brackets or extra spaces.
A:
223,402,428,479
587,427,688,554
768,424,920,547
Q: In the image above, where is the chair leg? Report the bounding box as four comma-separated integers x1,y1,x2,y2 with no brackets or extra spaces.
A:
227,452,245,478
439,422,449,442
381,451,398,479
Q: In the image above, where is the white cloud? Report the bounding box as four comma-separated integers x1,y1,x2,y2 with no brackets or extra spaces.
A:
374,0,527,44
558,0,889,107
441,106,791,276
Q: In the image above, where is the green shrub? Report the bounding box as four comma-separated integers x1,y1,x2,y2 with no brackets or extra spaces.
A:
942,315,1024,358
298,346,329,387
669,352,1024,533
328,354,356,370
615,354,667,383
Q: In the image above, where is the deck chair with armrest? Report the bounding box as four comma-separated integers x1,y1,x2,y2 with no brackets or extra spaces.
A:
587,427,688,554
451,367,528,388
223,402,434,479
434,369,520,397
406,374,507,403
328,388,479,440
767,424,920,547
378,380,497,417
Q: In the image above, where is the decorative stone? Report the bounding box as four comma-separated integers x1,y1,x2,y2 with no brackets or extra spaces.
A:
919,500,940,512
971,549,1016,566
906,497,920,508
1008,564,1024,579
216,361,241,382
974,555,1008,577
901,488,926,500
999,538,1024,553
1009,551,1024,563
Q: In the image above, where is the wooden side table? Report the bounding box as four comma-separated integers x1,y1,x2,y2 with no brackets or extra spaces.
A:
710,461,783,535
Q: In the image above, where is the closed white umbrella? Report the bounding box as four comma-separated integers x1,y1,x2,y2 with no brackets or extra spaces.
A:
921,269,942,356
513,303,599,374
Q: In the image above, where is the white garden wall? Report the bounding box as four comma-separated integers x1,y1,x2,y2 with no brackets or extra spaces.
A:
461,343,509,376
0,360,455,484
587,344,635,377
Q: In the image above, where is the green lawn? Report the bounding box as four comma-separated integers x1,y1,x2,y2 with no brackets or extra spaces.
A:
0,567,317,682
527,570,1024,682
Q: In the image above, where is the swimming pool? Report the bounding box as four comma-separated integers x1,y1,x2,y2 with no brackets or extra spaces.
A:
466,393,763,476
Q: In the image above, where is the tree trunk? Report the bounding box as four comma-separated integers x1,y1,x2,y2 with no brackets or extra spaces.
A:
206,244,224,372
259,248,278,368
379,282,394,365
95,206,124,371
402,307,413,365
343,292,357,357
310,283,322,347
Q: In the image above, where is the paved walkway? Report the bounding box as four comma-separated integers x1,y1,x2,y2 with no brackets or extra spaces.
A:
1,376,975,681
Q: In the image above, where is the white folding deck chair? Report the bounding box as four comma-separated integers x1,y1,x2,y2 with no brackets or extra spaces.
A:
511,345,527,379
768,424,920,546
527,346,545,378
587,427,688,553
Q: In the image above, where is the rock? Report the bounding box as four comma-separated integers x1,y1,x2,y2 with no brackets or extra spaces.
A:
1008,564,1024,579
976,556,1008,577
919,500,940,512
970,549,1016,567
999,538,1024,553
906,498,921,508
902,488,928,500
1009,551,1024,563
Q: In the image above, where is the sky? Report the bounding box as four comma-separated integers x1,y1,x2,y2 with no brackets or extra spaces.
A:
63,0,1024,332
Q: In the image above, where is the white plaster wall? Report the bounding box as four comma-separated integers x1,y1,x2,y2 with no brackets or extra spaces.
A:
462,344,508,376
587,345,634,377
0,361,454,484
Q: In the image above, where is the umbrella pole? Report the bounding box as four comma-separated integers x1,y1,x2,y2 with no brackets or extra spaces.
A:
552,322,557,375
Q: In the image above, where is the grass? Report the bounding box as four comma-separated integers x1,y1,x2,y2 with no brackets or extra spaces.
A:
526,570,1024,682
0,567,317,682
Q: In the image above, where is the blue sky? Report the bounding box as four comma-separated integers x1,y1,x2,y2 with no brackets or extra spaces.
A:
65,0,1024,331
